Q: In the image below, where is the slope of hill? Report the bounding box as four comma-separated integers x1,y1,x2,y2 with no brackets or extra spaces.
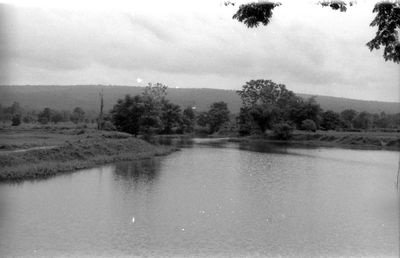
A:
1,85,399,114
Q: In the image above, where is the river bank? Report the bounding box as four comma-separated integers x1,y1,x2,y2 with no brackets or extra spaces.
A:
0,127,177,181
225,130,400,150
156,129,399,150
1,126,398,181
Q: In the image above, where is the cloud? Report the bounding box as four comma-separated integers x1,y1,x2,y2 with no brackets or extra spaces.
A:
0,1,398,101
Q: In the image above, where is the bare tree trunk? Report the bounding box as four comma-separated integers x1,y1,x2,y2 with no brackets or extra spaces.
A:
397,157,400,191
98,89,104,130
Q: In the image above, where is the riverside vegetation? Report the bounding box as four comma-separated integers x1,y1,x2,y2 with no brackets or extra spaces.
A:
1,80,399,180
0,125,176,181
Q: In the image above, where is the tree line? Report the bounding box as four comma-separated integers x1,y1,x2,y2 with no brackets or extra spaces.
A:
110,81,400,139
109,83,230,137
3,80,400,138
0,102,94,126
235,79,400,138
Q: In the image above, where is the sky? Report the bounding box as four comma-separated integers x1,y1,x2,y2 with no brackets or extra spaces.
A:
0,0,399,102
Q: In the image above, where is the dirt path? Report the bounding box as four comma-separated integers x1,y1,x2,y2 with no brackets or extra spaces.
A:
0,145,58,155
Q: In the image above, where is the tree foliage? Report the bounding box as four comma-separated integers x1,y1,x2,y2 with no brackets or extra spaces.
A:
11,114,21,126
320,1,353,12
160,99,182,134
38,107,53,124
272,122,293,140
237,107,253,135
301,119,317,132
237,79,298,133
320,110,342,130
237,79,297,108
367,2,400,63
143,82,168,102
196,111,209,127
353,111,372,129
232,2,281,28
111,95,145,136
182,106,196,133
111,82,188,137
51,111,63,124
140,82,169,134
230,0,400,63
289,97,322,129
71,107,85,124
207,102,230,133
340,109,357,128
249,103,281,132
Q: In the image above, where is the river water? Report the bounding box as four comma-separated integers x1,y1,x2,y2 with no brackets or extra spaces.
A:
0,139,398,257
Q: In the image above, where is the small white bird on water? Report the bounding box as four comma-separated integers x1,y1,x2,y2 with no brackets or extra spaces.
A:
132,217,135,223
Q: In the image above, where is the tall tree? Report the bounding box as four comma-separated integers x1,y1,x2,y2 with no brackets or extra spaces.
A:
38,107,53,124
140,82,168,134
50,111,63,124
196,112,209,127
98,89,104,130
111,95,145,136
182,106,196,133
289,97,322,129
11,114,21,126
143,82,168,102
4,102,23,119
160,99,182,134
237,79,298,133
71,107,85,124
353,111,373,129
207,102,230,133
320,110,342,130
340,109,357,129
110,82,170,137
237,79,297,109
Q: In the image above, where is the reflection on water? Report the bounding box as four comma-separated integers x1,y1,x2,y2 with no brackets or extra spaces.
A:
113,159,161,186
0,139,398,257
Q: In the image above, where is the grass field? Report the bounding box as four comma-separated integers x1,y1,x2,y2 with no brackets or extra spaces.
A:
0,124,177,181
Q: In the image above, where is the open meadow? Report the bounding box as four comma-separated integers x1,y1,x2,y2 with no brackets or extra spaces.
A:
0,123,176,181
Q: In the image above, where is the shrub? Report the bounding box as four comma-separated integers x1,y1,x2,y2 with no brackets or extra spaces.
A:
301,119,317,132
76,124,88,129
239,127,251,136
76,129,85,135
101,121,116,131
22,115,35,123
11,114,21,126
38,117,49,125
272,122,293,140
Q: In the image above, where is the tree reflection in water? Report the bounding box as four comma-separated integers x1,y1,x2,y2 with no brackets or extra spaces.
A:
112,159,162,190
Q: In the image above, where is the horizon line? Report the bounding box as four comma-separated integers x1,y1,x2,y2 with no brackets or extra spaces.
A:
1,84,399,104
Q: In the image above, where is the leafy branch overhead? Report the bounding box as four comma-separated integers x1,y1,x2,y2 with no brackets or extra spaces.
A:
319,1,355,12
232,2,281,28
367,2,400,63
230,1,400,63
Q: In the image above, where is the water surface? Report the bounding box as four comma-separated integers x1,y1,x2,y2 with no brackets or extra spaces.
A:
0,140,398,257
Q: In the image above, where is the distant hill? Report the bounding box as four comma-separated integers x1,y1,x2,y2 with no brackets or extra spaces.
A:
0,85,399,114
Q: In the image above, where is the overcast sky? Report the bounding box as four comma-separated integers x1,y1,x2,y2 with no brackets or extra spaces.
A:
0,0,399,101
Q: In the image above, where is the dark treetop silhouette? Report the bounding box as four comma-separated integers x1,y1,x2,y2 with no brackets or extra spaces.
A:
229,0,400,63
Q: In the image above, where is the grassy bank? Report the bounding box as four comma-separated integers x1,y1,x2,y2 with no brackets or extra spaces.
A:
0,126,177,181
227,130,400,150
1,125,398,181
